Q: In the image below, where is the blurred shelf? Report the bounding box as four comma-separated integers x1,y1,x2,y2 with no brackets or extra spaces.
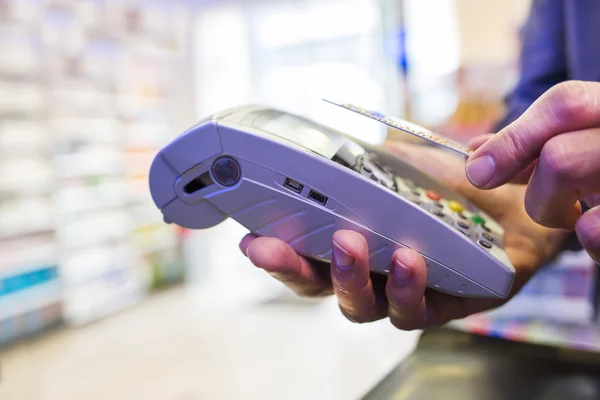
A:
0,73,44,83
0,191,54,202
0,150,51,159
61,264,133,289
57,202,135,218
0,229,55,243
56,173,126,187
0,280,62,320
0,241,57,277
0,0,193,334
0,111,46,119
0,182,55,197
58,234,133,252
449,319,600,353
0,301,63,348
61,277,146,327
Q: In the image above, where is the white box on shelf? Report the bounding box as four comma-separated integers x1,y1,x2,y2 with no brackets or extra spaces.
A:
0,236,56,278
0,158,54,194
57,209,133,249
0,197,54,239
55,178,129,216
0,82,45,115
60,242,136,287
0,120,47,152
51,116,120,145
53,147,124,179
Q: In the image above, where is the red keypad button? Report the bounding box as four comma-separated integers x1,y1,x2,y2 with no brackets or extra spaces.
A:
426,190,441,202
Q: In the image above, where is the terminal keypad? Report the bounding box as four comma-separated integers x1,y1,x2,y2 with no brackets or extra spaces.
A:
356,153,505,255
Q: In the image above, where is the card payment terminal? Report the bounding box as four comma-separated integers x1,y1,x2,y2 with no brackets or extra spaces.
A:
149,106,515,299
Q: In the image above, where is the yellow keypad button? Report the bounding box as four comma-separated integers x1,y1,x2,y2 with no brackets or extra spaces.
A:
448,201,464,213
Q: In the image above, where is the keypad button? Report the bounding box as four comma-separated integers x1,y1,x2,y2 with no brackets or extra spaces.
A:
481,224,491,233
448,201,464,213
404,193,421,204
478,240,492,249
482,232,494,242
412,189,421,197
457,221,470,230
363,165,372,173
457,213,467,220
427,190,441,202
472,214,486,225
434,202,444,209
432,210,445,218
370,175,379,182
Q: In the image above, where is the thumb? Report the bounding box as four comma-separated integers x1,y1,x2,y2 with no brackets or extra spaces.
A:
467,134,495,150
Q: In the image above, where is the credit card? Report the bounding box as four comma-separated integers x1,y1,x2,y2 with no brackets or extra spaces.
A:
323,99,473,157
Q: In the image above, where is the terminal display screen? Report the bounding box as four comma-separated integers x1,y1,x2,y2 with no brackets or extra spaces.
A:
253,112,362,162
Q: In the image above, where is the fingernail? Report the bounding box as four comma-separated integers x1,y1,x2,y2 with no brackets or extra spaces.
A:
333,241,354,269
466,155,496,187
393,259,413,283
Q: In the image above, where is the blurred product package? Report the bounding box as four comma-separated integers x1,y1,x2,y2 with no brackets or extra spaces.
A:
450,250,600,351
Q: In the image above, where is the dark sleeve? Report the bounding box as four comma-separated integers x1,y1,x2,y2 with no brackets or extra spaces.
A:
494,0,567,131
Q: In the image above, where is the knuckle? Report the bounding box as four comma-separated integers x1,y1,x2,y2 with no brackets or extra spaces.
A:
332,272,370,296
332,279,354,296
547,81,593,122
503,128,530,160
388,293,420,310
339,305,369,324
538,137,578,181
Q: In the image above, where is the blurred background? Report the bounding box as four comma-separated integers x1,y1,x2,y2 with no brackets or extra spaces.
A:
1,0,599,399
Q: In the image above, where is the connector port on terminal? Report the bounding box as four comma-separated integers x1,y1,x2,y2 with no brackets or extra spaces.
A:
284,178,303,194
308,190,328,206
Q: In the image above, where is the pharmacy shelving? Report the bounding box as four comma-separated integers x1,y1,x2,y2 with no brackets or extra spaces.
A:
0,0,193,343
0,1,61,345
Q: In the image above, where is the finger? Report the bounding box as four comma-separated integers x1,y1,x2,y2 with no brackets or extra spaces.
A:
575,205,600,264
246,237,332,297
239,233,257,255
524,129,600,230
385,248,428,330
408,245,543,328
330,230,386,323
584,194,600,208
466,81,600,189
467,134,494,151
384,247,514,329
467,135,537,185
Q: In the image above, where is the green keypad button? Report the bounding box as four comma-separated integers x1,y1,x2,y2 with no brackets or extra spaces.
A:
471,214,486,225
